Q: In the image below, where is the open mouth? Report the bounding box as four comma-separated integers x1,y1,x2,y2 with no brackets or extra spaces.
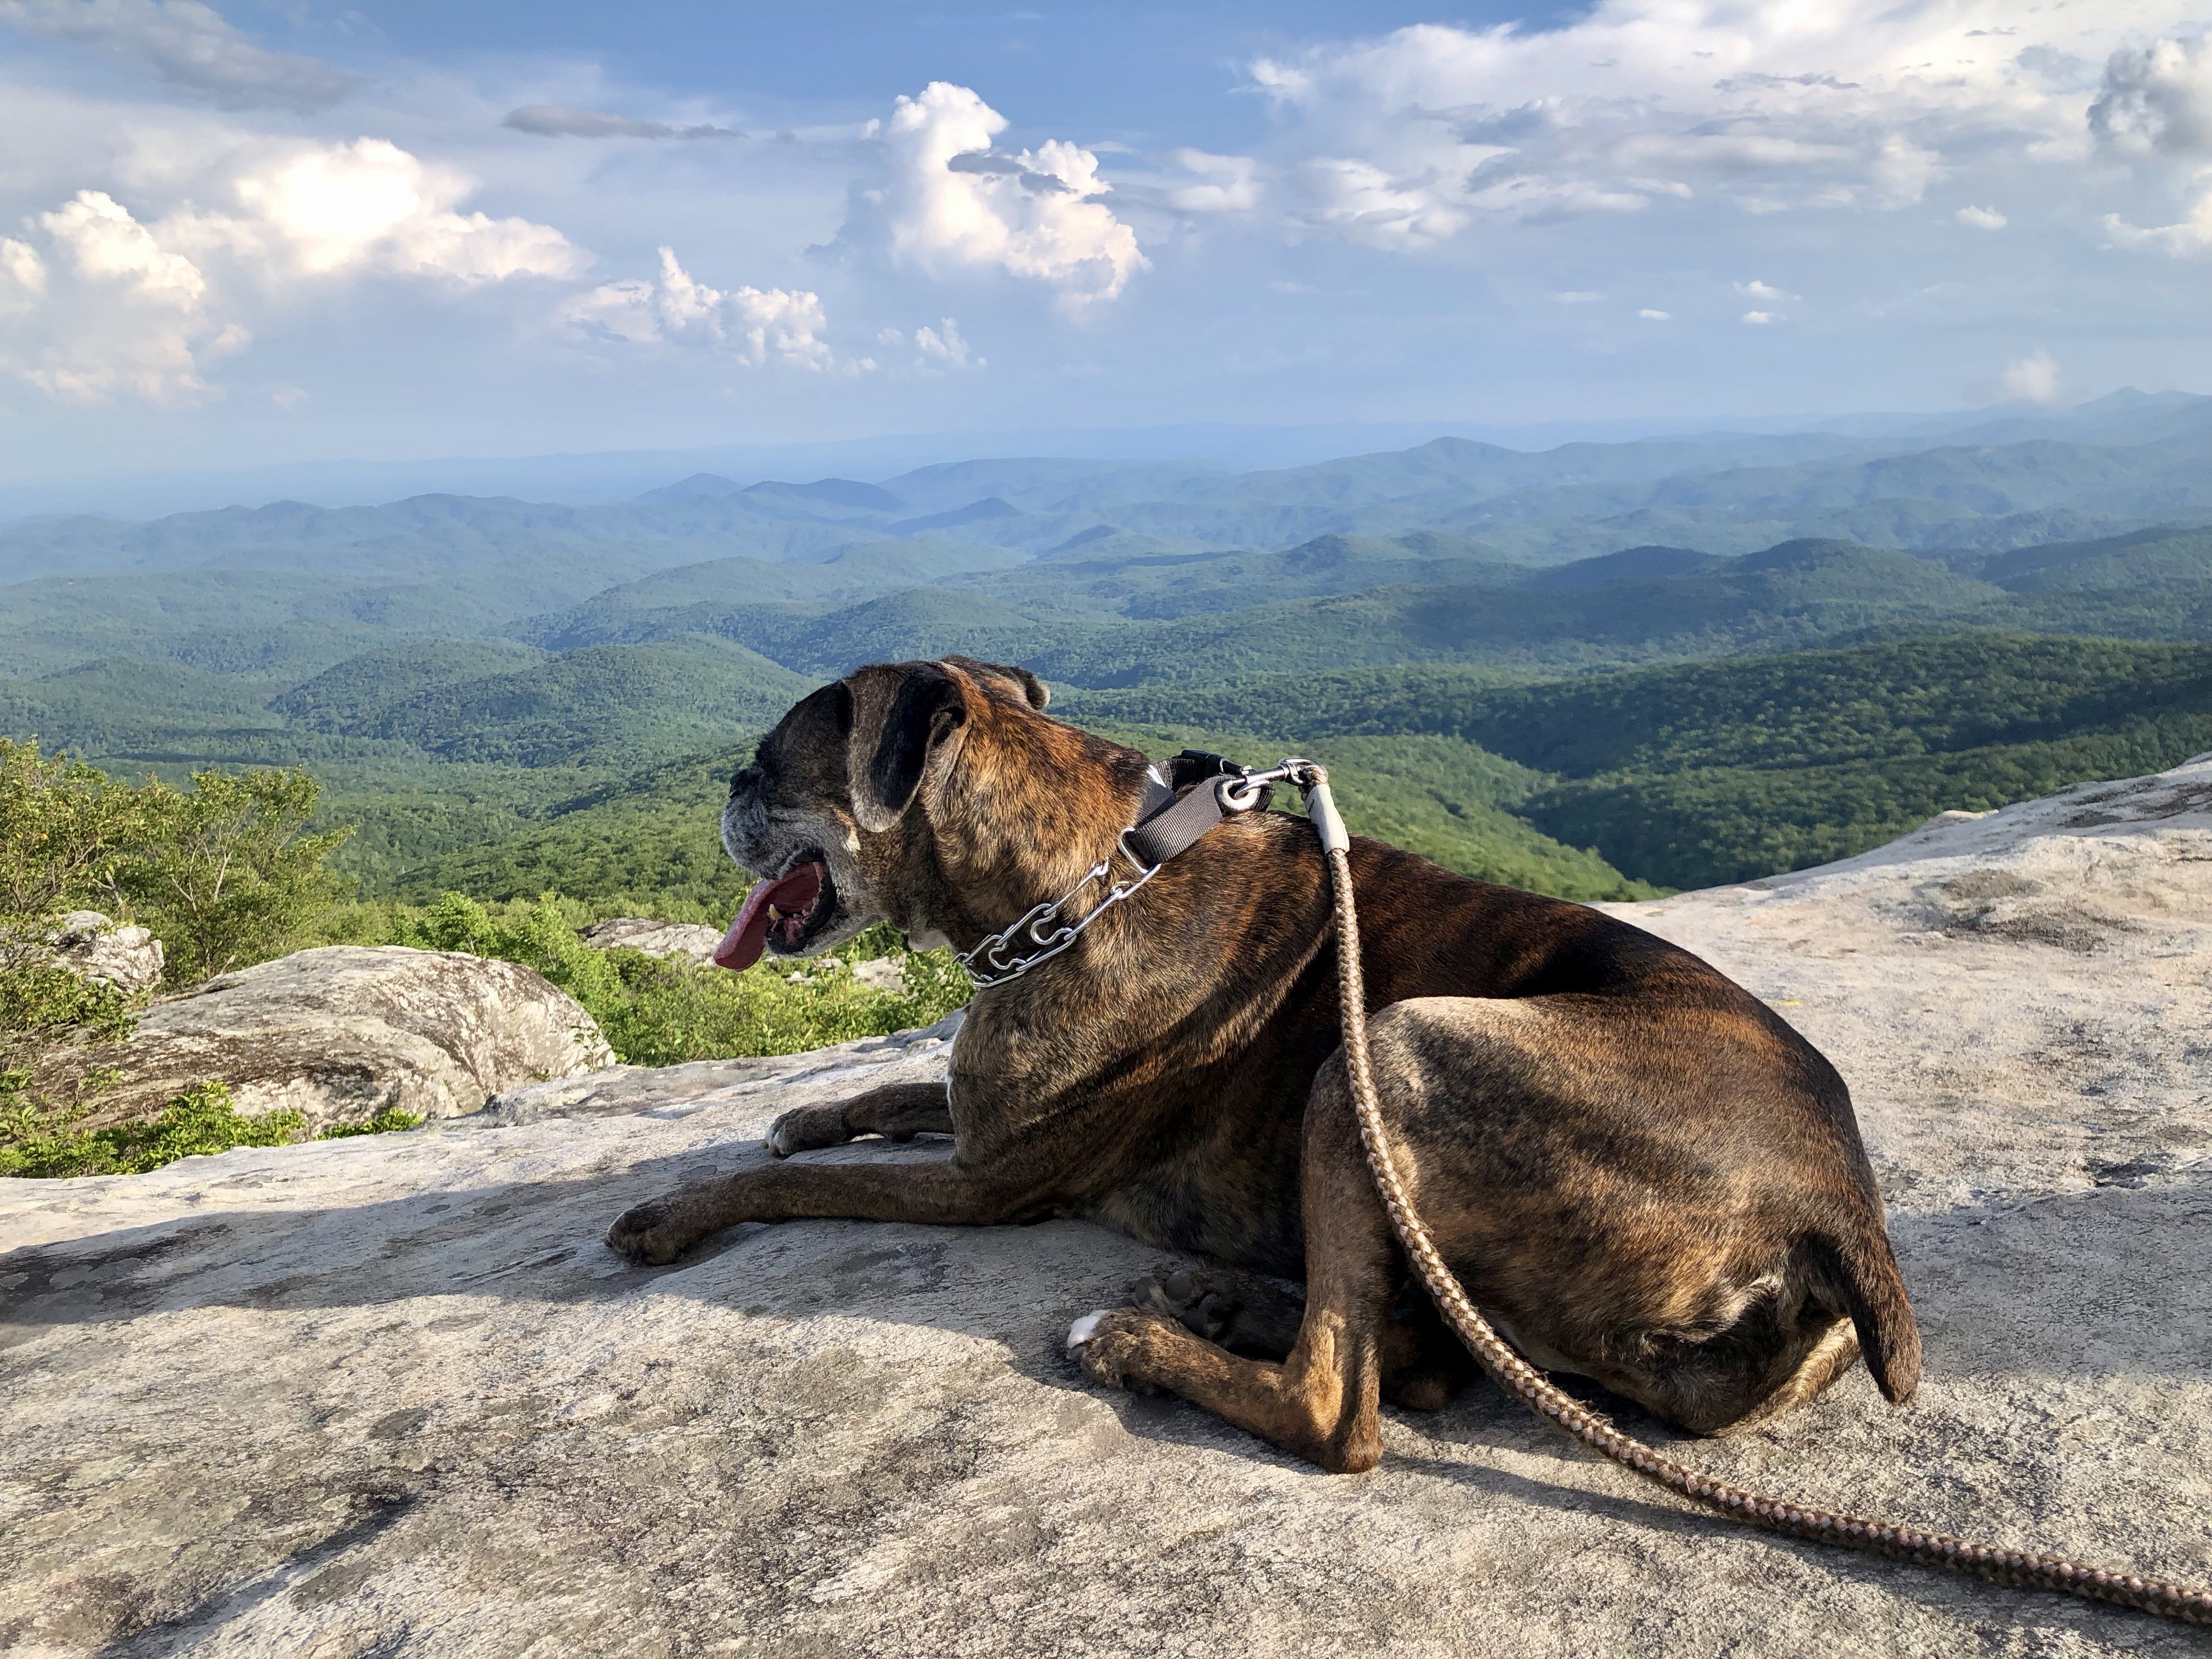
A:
713,849,837,972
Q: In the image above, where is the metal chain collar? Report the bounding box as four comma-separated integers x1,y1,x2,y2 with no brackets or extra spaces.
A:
953,758,1322,990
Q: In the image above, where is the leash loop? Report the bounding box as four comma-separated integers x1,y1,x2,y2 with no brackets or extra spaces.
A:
1301,763,2212,1628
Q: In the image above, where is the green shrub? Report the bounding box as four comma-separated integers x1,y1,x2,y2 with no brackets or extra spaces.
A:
0,1074,427,1177
116,767,354,984
368,893,972,1066
317,1106,425,1139
599,931,970,1065
0,739,354,986
0,1080,304,1178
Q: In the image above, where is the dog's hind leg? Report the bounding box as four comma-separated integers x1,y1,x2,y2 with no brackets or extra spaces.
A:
1070,1052,1400,1472
768,1081,953,1156
1130,1267,1306,1357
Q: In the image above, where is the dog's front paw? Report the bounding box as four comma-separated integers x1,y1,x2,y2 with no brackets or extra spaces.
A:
605,1195,698,1265
767,1104,850,1158
1066,1307,1167,1393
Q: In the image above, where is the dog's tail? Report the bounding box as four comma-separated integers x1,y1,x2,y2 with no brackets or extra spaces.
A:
1821,1219,1922,1404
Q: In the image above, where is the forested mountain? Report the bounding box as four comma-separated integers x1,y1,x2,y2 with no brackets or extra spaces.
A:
7,404,2212,911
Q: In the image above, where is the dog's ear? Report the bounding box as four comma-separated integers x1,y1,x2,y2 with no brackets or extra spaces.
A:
844,662,969,833
941,655,1049,710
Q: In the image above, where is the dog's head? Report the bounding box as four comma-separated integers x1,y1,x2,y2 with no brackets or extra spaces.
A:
715,655,1119,970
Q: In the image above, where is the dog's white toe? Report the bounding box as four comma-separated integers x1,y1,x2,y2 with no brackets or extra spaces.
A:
1066,1310,1113,1351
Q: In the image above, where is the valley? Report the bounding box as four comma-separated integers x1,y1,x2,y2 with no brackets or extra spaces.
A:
8,397,2212,914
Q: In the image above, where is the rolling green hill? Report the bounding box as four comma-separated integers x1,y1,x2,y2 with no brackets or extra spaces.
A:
13,421,2212,922
280,638,812,769
1069,635,2212,889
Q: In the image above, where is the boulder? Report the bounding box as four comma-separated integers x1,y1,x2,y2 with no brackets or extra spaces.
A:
4,761,2211,1656
851,955,907,991
578,917,724,966
39,910,163,993
35,945,614,1132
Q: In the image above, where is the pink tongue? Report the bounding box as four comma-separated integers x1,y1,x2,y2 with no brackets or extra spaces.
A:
714,864,823,973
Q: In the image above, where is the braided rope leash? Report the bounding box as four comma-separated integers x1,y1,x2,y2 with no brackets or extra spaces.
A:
1304,771,2212,1628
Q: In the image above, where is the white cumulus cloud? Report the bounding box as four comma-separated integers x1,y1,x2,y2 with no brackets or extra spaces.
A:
0,139,586,404
1638,307,1669,320
2,189,240,402
914,317,975,368
2001,348,2061,403
845,81,1146,311
40,187,205,304
878,316,982,371
2103,192,2212,256
1246,3,2204,249
176,138,588,284
2090,36,2212,256
1956,204,2006,229
0,238,47,308
0,0,358,110
563,247,844,370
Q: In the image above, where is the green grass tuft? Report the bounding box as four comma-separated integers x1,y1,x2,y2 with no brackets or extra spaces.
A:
0,1079,303,1178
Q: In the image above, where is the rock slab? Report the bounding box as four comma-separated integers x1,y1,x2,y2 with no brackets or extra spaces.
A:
35,945,615,1132
4,766,2212,1657
41,910,163,993
579,917,726,966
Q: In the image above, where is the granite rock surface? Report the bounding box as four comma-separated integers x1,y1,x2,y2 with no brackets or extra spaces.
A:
32,945,614,1132
4,763,2211,1657
29,910,164,992
580,918,726,966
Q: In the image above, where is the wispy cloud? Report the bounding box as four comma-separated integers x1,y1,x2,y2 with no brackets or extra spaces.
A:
0,0,358,110
1245,4,2199,246
502,105,744,140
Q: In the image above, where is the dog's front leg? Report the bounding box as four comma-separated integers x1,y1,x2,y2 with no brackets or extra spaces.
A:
1069,1053,1397,1472
767,1080,952,1156
605,1154,1045,1266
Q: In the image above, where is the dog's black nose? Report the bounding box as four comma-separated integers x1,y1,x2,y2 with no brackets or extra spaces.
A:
730,764,763,801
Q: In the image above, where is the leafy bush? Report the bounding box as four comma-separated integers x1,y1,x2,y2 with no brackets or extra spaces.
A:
376,891,970,1065
0,742,382,1179
0,1080,304,1178
0,740,137,922
0,1075,423,1177
598,930,970,1065
0,739,353,987
117,768,353,983
316,1106,425,1139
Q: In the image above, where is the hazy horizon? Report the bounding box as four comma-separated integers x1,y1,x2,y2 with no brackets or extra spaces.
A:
13,384,2211,525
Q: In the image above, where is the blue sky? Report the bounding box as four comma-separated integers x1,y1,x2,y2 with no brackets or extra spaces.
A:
2,1,2210,486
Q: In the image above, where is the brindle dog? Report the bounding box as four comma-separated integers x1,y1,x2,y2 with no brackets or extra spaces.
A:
606,655,1921,1473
